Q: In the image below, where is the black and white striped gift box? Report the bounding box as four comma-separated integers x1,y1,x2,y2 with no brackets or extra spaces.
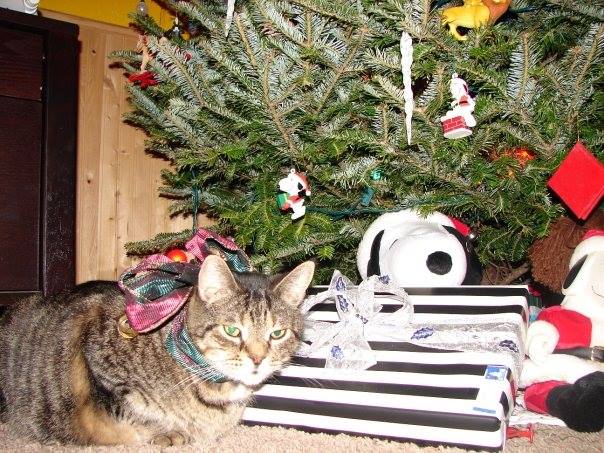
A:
243,286,530,451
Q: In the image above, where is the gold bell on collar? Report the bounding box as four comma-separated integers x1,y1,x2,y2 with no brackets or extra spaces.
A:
117,314,139,339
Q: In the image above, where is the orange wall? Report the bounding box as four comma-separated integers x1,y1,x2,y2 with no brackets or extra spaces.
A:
39,0,173,28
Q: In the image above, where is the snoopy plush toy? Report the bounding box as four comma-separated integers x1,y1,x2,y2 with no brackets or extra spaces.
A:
521,230,604,432
357,209,482,287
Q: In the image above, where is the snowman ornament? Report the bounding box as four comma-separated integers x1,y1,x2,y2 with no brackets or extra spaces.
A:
277,169,311,220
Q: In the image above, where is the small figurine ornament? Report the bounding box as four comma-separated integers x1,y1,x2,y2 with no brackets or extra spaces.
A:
128,35,158,89
440,73,476,139
277,169,311,220
442,0,512,41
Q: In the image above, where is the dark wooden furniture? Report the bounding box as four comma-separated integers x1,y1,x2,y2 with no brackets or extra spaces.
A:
0,8,78,305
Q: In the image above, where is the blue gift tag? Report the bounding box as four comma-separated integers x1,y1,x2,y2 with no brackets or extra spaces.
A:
473,365,508,414
484,365,507,381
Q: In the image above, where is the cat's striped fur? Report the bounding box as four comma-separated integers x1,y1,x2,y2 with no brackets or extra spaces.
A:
0,256,314,445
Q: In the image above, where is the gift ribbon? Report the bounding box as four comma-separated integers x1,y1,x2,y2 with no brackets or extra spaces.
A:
298,271,413,370
165,309,229,383
299,271,524,377
119,228,251,333
118,228,250,382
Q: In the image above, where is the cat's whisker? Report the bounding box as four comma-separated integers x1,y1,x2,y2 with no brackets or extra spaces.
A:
180,375,206,394
162,372,201,395
300,376,324,388
161,363,231,398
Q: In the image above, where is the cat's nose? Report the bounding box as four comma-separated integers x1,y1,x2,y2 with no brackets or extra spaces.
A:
245,341,268,365
250,354,264,365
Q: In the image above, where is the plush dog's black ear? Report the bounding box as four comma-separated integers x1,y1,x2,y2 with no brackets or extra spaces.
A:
547,371,604,432
443,226,482,285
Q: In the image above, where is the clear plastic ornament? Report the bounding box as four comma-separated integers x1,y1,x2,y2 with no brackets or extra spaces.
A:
136,0,148,16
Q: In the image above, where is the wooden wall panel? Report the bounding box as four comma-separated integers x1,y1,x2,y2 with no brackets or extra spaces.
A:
76,25,104,281
41,10,193,283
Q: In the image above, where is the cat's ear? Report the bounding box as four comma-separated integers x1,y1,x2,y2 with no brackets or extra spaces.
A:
197,255,241,303
272,261,315,307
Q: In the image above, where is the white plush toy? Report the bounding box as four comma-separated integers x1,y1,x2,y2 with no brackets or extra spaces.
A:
521,230,604,432
277,169,311,220
356,209,482,287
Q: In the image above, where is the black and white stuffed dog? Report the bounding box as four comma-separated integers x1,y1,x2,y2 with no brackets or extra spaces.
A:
521,230,604,432
357,209,482,287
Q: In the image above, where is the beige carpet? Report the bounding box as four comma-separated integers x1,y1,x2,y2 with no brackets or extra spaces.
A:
0,422,601,453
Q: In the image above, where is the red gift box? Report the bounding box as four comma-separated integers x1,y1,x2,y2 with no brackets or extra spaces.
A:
547,142,604,220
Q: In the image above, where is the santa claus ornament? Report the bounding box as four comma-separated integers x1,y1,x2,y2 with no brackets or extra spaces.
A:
356,209,482,287
520,230,604,432
440,73,476,139
276,169,311,220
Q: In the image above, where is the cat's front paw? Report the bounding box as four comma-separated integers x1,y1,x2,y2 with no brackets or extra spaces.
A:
152,431,188,447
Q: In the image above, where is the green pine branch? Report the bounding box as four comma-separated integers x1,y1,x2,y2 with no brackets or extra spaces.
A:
113,0,604,280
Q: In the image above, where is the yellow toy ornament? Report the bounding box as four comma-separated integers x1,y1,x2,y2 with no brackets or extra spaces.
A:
441,0,512,41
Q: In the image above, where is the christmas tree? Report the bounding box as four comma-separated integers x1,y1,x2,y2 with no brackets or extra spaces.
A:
113,0,603,283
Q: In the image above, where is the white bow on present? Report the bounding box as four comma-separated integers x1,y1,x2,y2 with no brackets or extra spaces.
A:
298,271,413,370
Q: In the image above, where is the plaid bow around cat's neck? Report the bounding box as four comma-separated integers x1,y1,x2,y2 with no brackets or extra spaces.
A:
118,228,251,333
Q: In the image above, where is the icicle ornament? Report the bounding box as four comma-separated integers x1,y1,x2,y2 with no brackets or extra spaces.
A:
400,32,414,145
225,0,236,37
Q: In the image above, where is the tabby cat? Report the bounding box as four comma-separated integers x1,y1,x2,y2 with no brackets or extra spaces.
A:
0,256,314,445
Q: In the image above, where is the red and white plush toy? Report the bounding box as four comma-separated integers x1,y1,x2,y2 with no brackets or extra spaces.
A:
520,230,604,432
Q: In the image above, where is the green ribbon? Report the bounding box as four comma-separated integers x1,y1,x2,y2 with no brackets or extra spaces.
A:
165,311,229,384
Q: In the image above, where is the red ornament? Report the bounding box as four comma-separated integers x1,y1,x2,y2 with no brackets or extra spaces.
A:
128,70,158,89
548,142,604,220
512,147,535,167
165,249,188,262
506,424,534,442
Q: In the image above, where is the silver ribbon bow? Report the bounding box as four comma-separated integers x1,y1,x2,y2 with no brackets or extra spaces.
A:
298,271,413,370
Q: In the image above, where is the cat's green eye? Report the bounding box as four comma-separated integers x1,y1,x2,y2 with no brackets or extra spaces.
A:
270,329,287,340
223,325,241,337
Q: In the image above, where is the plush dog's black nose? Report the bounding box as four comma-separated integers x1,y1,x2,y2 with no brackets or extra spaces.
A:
426,252,453,275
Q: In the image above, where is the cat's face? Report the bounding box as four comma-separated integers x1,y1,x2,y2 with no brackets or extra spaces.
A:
186,256,314,387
